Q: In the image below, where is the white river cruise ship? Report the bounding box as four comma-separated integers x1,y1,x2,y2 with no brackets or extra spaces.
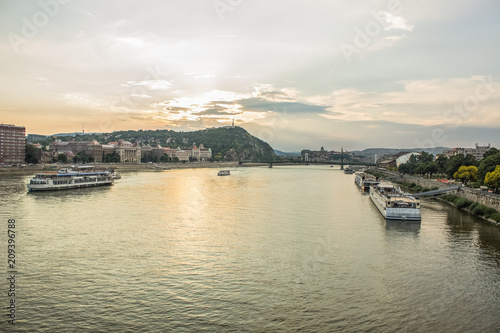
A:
27,168,114,192
369,184,421,221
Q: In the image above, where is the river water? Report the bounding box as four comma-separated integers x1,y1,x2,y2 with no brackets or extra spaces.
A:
1,165,500,332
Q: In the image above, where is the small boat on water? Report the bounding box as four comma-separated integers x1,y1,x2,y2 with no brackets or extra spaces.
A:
369,183,421,221
343,167,355,174
217,170,230,176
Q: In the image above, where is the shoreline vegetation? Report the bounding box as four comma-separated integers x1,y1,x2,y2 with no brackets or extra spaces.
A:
366,168,500,227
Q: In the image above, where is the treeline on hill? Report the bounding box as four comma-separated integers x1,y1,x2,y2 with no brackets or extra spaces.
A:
30,127,277,162
397,148,500,191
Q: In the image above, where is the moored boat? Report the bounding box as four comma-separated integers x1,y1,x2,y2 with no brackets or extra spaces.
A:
217,170,230,176
27,170,113,192
355,172,379,192
343,167,354,174
369,184,421,221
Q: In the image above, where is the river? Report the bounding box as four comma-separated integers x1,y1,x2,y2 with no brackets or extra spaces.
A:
1,165,499,332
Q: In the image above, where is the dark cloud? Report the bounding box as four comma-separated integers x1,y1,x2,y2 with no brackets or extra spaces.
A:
237,97,338,115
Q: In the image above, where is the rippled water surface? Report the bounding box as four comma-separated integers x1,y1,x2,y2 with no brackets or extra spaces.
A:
1,166,500,332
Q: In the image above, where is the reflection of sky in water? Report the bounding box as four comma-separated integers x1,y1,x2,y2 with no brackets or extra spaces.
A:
1,166,500,332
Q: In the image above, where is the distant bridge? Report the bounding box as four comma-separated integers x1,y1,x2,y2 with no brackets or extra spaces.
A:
239,161,376,168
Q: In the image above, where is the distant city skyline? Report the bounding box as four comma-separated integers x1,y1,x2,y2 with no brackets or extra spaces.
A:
1,0,499,151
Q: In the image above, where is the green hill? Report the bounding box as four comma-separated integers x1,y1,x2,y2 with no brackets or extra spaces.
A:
59,126,277,162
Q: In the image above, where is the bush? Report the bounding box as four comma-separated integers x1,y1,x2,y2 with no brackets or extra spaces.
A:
483,207,498,218
468,202,479,212
455,198,473,209
489,213,500,223
471,204,486,216
444,194,458,203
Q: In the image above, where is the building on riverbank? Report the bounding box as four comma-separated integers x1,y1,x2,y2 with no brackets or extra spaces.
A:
50,139,141,164
0,124,25,165
443,144,492,160
141,143,212,162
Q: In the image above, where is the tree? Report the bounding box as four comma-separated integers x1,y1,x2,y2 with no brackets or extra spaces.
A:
57,153,68,163
478,153,500,184
424,162,439,178
399,162,414,175
436,154,448,173
104,152,120,163
418,151,434,164
446,154,466,178
483,148,499,159
25,144,40,164
73,151,94,164
453,166,478,185
415,164,426,176
484,165,500,193
464,153,478,167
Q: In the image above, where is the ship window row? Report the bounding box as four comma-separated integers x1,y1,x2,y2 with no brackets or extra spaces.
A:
30,180,47,184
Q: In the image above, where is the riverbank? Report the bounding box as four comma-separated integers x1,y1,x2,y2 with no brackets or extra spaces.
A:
0,161,246,175
366,167,500,227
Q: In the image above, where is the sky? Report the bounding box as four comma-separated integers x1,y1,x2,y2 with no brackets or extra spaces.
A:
1,0,499,152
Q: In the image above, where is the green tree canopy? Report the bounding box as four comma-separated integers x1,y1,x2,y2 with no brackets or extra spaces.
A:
73,151,94,164
435,154,448,172
484,165,500,193
57,153,68,163
453,166,478,185
478,152,500,184
25,144,39,164
104,152,120,163
483,148,499,159
424,162,439,178
446,155,466,178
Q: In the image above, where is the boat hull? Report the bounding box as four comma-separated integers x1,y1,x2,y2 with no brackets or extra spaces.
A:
27,181,113,192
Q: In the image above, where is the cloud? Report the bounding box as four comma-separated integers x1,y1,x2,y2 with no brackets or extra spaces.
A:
122,80,172,90
314,76,500,127
237,98,333,114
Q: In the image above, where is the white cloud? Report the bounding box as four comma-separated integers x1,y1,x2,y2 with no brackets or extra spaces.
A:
315,76,500,127
123,80,172,90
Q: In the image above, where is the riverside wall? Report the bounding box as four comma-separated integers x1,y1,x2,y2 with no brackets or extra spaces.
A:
369,167,500,212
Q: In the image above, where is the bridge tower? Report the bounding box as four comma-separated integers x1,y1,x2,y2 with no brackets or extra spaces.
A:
340,146,344,170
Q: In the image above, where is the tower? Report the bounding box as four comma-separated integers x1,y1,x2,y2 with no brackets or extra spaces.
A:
341,146,344,170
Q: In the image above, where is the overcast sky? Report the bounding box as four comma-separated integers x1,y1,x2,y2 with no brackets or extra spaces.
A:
1,0,499,151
